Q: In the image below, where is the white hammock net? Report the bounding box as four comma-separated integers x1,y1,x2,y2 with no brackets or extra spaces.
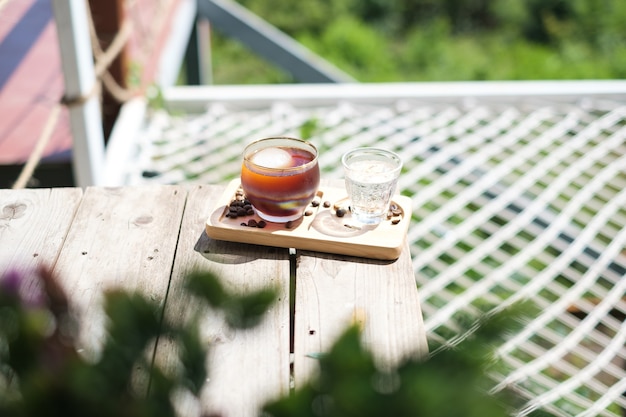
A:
127,90,626,417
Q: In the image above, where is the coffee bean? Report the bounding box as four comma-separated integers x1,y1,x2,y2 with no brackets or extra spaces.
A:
323,201,331,208
311,200,320,207
227,191,255,218
305,210,313,216
257,220,267,228
247,219,257,227
391,218,401,225
285,221,293,229
336,208,346,217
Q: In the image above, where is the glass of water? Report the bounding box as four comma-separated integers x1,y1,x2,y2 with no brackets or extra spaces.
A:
341,147,403,225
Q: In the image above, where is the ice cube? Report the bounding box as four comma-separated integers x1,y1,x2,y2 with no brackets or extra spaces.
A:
251,147,292,168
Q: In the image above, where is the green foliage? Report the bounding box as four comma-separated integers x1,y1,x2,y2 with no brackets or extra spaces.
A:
0,268,557,417
263,302,553,417
210,32,294,84
185,270,279,329
206,0,626,83
298,16,397,81
0,268,278,417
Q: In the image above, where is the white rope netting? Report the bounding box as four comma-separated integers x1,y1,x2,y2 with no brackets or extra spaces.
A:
128,94,626,417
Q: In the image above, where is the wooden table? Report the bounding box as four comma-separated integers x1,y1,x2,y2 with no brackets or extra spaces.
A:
0,183,428,416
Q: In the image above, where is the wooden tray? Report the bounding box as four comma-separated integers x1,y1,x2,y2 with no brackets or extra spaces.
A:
205,179,412,260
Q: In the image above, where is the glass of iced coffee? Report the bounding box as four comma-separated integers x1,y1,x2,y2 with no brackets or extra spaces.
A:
342,147,402,225
240,137,320,223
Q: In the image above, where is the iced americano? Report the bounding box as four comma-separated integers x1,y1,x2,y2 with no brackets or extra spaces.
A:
241,137,320,223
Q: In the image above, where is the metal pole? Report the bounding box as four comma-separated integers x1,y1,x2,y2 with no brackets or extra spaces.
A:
52,0,105,187
197,0,356,83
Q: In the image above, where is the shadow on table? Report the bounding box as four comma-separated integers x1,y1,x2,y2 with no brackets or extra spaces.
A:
193,230,287,264
193,230,397,266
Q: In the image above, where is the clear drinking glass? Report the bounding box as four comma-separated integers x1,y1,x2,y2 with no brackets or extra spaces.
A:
240,137,320,223
342,147,402,225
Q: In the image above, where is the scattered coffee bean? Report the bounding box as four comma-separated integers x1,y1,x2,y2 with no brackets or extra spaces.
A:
257,220,267,228
305,209,313,216
247,219,257,227
226,194,256,218
285,221,294,229
311,200,320,207
240,222,247,226
323,200,331,208
391,218,401,225
336,208,346,217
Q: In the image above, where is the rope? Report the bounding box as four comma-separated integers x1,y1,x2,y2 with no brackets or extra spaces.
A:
12,0,149,188
88,12,140,103
11,105,62,189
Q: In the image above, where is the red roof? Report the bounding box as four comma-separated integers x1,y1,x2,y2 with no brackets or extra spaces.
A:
0,0,70,164
0,0,185,165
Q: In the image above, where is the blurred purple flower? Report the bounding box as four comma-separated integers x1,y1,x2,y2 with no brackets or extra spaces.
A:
0,269,21,294
0,268,47,308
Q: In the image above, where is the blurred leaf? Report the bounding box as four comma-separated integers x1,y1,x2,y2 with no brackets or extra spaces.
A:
300,117,320,140
145,366,178,417
223,287,278,329
176,318,207,395
98,291,161,395
185,270,228,309
265,303,557,417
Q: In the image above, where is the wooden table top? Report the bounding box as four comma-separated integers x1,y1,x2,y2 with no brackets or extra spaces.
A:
0,183,428,416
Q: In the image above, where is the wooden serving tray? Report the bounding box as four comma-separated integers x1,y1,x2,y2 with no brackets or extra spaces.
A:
206,179,412,260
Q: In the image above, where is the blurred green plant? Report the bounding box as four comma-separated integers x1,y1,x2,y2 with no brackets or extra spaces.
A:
0,267,277,417
263,302,556,417
206,0,626,83
0,267,557,417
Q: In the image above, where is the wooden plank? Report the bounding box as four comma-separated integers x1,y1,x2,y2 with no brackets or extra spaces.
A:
158,184,291,417
0,187,83,272
51,185,187,357
293,241,429,386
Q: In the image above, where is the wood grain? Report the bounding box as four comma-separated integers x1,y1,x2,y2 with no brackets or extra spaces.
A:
51,185,187,357
159,184,291,417
293,240,429,386
0,184,427,416
0,187,83,273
